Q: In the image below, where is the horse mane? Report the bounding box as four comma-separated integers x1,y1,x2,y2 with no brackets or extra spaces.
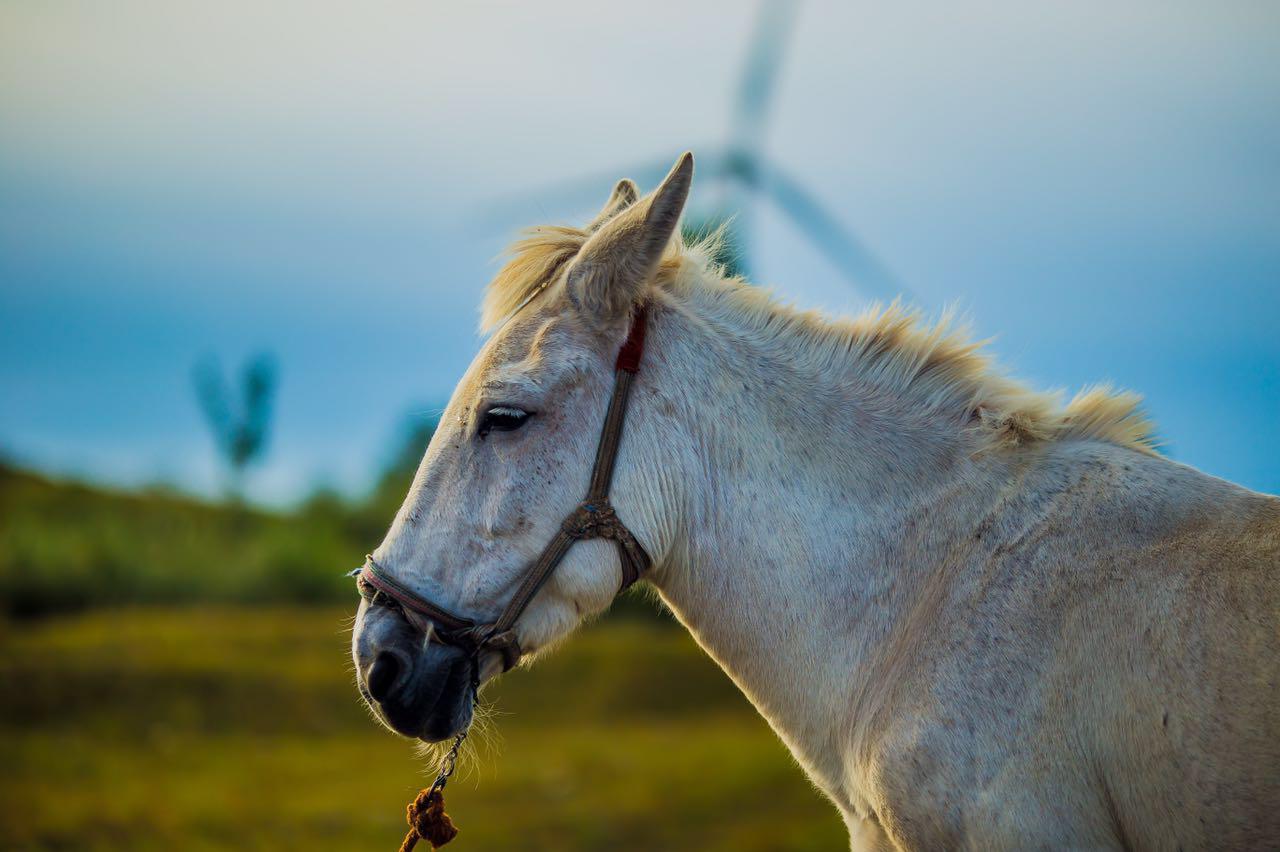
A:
482,224,1157,454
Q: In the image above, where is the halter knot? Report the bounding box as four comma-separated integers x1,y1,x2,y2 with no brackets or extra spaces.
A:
561,501,625,540
400,788,458,851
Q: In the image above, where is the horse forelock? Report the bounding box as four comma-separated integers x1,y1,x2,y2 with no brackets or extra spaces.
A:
480,226,586,334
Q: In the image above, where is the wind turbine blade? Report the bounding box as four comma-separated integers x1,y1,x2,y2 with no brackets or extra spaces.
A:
759,163,918,304
730,0,801,158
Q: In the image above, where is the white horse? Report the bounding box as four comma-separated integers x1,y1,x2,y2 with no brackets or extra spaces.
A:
352,154,1280,849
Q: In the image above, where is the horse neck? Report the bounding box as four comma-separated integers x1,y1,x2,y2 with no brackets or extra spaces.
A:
638,292,1001,798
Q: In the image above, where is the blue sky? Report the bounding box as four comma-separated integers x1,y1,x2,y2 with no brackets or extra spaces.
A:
1,1,1277,503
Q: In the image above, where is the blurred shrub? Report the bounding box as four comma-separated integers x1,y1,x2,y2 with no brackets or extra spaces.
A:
0,460,357,616
0,415,421,616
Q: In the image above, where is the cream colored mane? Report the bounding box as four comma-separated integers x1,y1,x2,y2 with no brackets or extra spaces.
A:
482,224,1157,454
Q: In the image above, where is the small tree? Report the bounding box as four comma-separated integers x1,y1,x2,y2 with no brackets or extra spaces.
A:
193,353,277,499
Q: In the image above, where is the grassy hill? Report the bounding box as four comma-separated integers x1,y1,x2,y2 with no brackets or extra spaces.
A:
0,462,367,615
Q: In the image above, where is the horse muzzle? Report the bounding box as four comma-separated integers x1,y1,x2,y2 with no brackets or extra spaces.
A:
353,602,475,742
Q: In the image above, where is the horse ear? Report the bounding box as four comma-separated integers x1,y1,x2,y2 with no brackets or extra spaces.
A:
586,178,640,232
566,152,693,326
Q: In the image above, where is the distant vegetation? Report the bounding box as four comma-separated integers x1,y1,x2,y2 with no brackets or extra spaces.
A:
0,418,429,616
0,417,665,623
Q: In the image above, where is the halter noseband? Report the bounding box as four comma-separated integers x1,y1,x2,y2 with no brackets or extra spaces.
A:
355,305,653,672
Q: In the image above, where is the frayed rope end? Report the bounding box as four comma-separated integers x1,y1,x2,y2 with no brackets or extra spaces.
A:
399,788,458,851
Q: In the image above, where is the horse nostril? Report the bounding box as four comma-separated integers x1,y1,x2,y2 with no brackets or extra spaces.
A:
367,651,403,703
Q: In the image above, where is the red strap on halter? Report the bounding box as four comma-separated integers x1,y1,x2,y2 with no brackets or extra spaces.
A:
615,305,649,373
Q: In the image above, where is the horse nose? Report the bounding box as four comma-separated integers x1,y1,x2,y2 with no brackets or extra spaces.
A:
367,649,410,703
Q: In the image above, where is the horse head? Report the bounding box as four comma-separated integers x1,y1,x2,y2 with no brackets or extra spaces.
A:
352,154,693,741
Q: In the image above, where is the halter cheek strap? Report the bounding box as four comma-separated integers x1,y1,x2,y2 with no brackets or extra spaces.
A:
356,305,653,672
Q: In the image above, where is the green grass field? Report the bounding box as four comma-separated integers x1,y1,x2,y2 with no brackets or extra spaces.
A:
0,606,846,851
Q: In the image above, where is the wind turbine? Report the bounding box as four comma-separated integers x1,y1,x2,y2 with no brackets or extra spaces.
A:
482,0,910,302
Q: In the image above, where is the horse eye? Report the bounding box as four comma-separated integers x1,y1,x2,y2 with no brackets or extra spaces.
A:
478,406,532,438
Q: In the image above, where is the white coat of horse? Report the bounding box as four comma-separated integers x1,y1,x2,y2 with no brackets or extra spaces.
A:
352,153,1280,849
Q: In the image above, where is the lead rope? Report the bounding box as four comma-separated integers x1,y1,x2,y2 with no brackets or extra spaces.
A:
398,674,478,851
